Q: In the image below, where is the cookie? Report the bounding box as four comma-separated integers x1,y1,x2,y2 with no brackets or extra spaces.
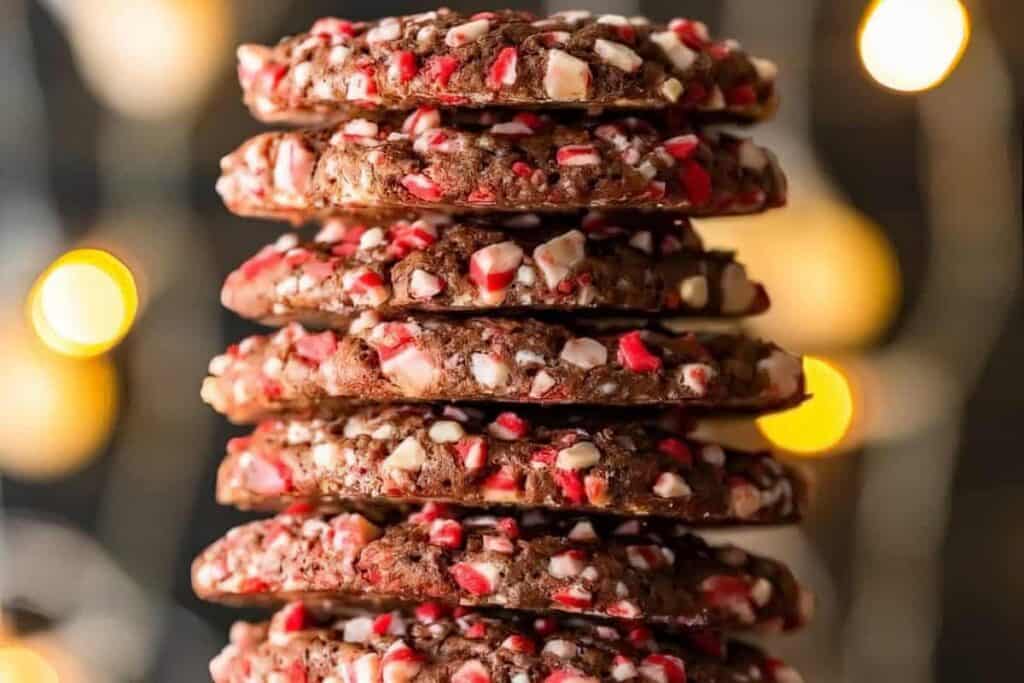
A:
211,603,805,683
200,318,805,423
237,8,779,124
216,109,786,220
222,212,768,326
217,404,804,525
192,506,813,631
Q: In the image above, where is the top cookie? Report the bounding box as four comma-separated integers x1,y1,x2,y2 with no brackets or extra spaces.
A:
238,8,779,124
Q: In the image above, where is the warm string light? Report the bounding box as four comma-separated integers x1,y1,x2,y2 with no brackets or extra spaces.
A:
758,357,855,456
858,0,970,92
28,248,138,358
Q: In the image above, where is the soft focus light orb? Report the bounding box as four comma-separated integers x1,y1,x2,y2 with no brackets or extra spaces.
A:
0,646,59,683
758,357,855,456
859,0,970,92
29,249,138,358
0,326,118,480
68,0,231,119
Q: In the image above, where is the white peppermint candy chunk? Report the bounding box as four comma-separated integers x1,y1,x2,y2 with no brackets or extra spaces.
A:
559,338,608,369
543,639,577,658
660,78,684,102
553,10,591,25
594,39,643,73
548,550,585,578
737,139,768,172
720,263,758,313
758,350,802,398
556,442,601,470
408,269,444,299
678,275,709,308
381,345,438,395
273,134,315,197
344,119,380,138
428,420,464,443
533,230,586,289
568,520,598,541
312,442,342,470
544,49,591,101
751,57,779,82
382,436,426,472
653,472,692,498
628,231,654,254
343,616,375,643
650,31,697,71
470,241,524,292
680,363,716,396
471,353,510,388
445,19,490,47
701,444,726,466
515,350,546,366
529,370,556,398
367,20,401,45
490,121,535,136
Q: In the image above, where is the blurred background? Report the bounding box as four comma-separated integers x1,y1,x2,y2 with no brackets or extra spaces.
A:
0,0,1020,681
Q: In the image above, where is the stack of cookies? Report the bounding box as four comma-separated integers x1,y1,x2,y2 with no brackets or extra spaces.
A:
196,8,812,683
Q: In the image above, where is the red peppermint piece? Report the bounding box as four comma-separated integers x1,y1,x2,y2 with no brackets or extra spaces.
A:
283,501,314,517
464,621,487,639
497,517,520,539
554,468,585,504
390,51,417,83
287,660,308,683
469,241,524,291
281,602,308,632
551,585,593,609
428,518,464,549
240,577,269,594
512,161,533,178
726,84,758,106
425,55,460,88
311,17,356,41
501,634,536,654
455,436,488,471
556,144,601,166
372,613,393,635
640,654,687,683
451,660,490,683
487,47,518,90
489,412,529,440
408,502,452,524
669,18,709,49
531,446,558,466
401,174,443,202
617,331,662,372
415,602,447,623
450,562,498,596
656,438,693,466
663,134,700,161
467,186,496,204
294,331,337,365
239,245,284,280
482,466,521,493
681,161,712,207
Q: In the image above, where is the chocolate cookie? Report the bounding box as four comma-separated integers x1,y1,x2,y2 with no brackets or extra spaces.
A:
223,212,767,326
200,318,805,423
192,506,813,631
216,109,786,220
217,404,804,525
211,603,805,683
238,9,779,124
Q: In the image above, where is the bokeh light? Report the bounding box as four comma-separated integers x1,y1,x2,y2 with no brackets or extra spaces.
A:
699,198,901,352
68,0,232,119
28,248,138,358
859,0,970,92
0,324,118,480
758,357,855,456
0,646,59,683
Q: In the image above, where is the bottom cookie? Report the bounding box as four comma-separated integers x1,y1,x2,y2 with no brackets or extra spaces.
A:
211,602,805,683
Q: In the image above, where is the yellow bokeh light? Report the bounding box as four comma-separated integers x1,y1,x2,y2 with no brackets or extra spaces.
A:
29,248,138,358
0,646,59,683
0,325,118,480
698,197,901,352
758,357,855,456
859,0,970,92
69,0,232,119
